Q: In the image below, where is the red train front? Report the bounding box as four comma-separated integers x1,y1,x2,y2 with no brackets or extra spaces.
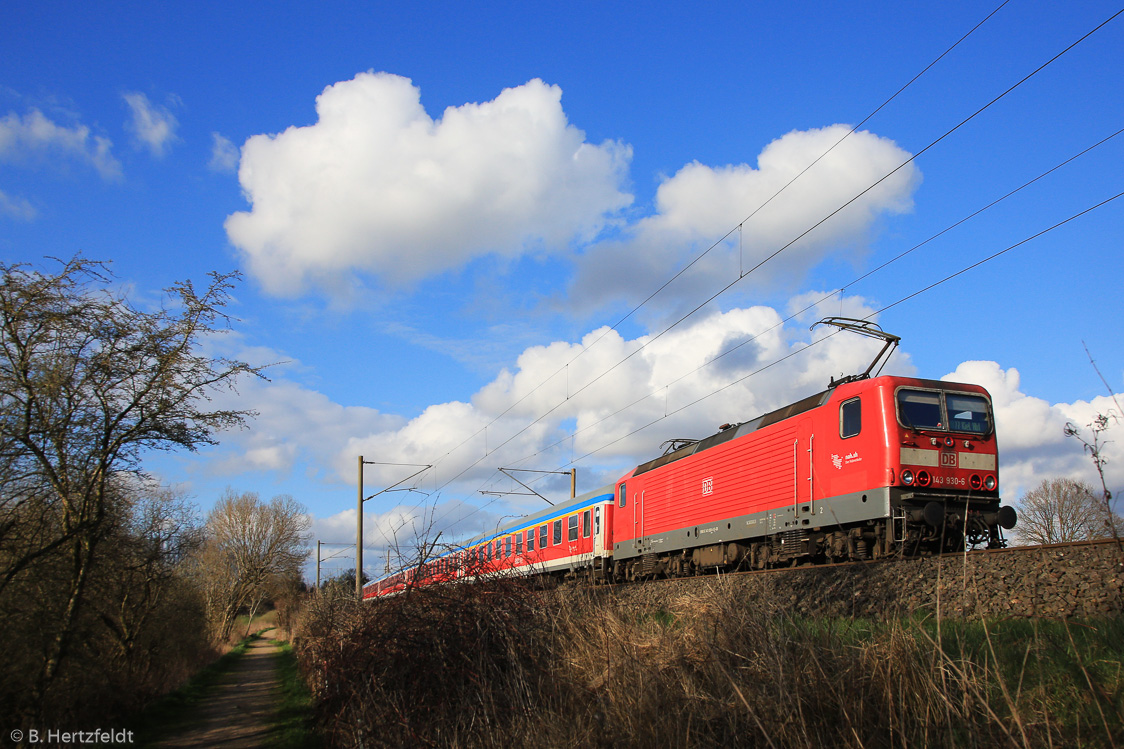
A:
609,374,1017,581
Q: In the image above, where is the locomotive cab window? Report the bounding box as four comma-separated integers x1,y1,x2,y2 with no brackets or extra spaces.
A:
618,483,627,507
897,389,944,430
840,398,861,438
946,393,991,435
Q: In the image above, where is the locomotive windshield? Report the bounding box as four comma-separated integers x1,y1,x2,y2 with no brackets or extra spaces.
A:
946,393,990,434
896,388,991,435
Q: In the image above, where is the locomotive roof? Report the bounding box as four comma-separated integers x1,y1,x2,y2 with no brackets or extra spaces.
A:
631,387,833,477
629,374,990,478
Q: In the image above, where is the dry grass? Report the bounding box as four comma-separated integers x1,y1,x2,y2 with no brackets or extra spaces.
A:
295,576,1124,748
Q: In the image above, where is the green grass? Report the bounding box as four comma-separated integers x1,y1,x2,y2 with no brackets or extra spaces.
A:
128,632,264,746
774,614,1124,743
919,617,1124,740
271,640,321,749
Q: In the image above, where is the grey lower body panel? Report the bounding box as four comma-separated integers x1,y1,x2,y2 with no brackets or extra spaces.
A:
616,487,891,560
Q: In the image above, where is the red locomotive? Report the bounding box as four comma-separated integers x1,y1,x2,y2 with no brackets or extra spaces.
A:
365,319,1017,598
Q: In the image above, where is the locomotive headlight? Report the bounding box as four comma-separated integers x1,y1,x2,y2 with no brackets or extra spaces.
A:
902,470,915,485
985,475,997,491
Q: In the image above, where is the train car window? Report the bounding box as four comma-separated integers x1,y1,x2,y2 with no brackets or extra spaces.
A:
568,515,579,542
526,529,535,551
897,389,944,430
946,392,991,435
516,534,523,554
841,398,861,438
618,483,627,507
582,510,591,538
539,524,548,548
505,536,512,556
553,519,562,546
595,506,601,535
494,540,502,558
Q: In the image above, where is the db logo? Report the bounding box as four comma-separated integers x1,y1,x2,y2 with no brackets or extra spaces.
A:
701,477,713,495
941,452,957,467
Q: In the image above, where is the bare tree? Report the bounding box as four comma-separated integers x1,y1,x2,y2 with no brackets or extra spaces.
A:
0,474,213,728
1065,413,1122,550
1016,477,1122,545
195,490,311,641
93,480,203,666
0,255,264,716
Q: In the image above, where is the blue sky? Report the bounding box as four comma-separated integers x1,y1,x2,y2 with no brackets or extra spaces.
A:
3,0,1122,578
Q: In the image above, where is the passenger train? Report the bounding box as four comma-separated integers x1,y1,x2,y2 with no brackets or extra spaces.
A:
365,319,1017,598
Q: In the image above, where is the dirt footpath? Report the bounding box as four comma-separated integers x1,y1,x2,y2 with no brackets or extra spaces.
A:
154,629,284,748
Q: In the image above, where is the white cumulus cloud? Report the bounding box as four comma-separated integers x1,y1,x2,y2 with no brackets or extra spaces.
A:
225,72,633,296
0,108,121,179
571,124,921,317
123,92,179,157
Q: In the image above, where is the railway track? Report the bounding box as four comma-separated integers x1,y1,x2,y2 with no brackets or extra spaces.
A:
588,536,1123,591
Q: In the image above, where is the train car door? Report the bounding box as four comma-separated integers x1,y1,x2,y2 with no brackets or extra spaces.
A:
592,505,604,556
635,487,645,552
638,483,647,548
796,418,814,521
566,512,580,565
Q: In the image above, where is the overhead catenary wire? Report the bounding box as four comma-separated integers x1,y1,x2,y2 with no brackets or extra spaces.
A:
422,5,1123,504
399,0,1014,497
